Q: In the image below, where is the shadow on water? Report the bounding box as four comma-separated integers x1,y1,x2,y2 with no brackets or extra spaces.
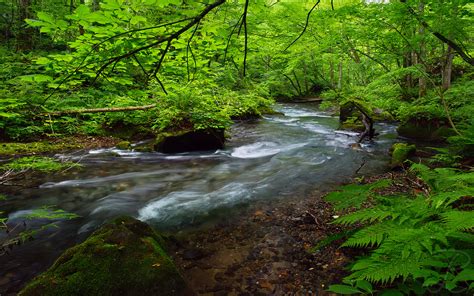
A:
0,103,398,293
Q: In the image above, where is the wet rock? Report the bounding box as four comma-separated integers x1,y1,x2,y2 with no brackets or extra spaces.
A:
115,141,131,150
390,143,416,168
155,129,225,153
19,216,190,296
183,248,207,260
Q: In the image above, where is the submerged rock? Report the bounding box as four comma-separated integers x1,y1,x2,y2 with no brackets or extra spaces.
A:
155,129,225,153
19,216,191,296
390,143,416,168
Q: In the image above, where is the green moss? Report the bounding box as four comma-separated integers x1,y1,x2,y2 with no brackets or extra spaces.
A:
0,141,82,156
115,141,131,150
19,216,188,296
1,156,80,172
390,143,416,167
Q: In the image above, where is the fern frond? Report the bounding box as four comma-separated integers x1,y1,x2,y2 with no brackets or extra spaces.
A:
325,180,390,210
342,222,397,248
349,254,425,284
334,208,395,226
441,210,474,231
431,190,474,208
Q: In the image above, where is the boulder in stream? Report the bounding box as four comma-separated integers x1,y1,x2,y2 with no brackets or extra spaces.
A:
154,129,225,153
19,216,190,296
390,143,416,168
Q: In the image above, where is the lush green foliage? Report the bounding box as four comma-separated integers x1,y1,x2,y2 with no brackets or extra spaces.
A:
1,0,473,141
325,164,474,294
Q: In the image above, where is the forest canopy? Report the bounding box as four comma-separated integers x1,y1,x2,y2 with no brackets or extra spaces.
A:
0,0,472,141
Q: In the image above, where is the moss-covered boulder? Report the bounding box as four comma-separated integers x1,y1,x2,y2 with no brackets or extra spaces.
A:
397,118,456,142
155,129,225,153
19,216,191,296
390,143,416,168
115,141,131,150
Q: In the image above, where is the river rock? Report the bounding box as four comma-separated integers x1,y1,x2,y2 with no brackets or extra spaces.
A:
390,143,416,168
19,216,191,296
115,141,131,150
155,129,225,153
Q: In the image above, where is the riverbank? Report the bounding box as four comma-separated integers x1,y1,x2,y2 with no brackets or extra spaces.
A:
170,171,415,295
0,136,121,157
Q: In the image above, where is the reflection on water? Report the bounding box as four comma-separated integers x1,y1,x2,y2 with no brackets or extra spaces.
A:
0,103,398,293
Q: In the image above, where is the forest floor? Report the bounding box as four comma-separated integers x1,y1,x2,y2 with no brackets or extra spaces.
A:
171,171,414,296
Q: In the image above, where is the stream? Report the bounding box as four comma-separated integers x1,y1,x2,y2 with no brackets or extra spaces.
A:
0,103,398,293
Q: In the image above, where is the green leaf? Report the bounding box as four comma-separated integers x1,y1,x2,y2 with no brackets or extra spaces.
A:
36,57,51,65
37,11,55,23
130,15,146,25
453,269,474,283
355,280,373,293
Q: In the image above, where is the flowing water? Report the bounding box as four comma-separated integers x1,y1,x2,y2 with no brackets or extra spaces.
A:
0,103,398,293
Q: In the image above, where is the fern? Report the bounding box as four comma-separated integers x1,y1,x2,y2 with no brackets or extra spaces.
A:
342,222,396,248
325,179,391,210
334,207,396,226
441,210,474,231
327,165,474,294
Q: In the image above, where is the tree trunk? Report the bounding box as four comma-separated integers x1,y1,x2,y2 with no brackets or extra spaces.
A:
442,46,454,91
337,61,342,90
329,59,335,89
417,2,427,97
92,0,100,11
16,0,33,51
79,0,85,35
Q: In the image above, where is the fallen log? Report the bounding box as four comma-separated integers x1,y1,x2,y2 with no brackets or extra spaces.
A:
44,104,157,116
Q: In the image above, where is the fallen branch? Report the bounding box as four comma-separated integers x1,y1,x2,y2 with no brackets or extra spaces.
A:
45,104,157,116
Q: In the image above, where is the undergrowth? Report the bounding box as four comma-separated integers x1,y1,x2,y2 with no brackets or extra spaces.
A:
325,164,474,295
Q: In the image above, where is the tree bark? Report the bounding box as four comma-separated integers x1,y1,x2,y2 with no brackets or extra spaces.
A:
16,0,33,51
417,2,427,97
337,61,342,90
442,46,454,91
329,60,335,89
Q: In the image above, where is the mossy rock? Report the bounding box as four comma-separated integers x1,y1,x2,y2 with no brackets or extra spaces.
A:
0,141,82,156
390,143,416,168
19,216,190,296
155,129,225,153
133,142,155,153
339,103,360,123
397,118,456,142
115,141,131,150
339,120,365,132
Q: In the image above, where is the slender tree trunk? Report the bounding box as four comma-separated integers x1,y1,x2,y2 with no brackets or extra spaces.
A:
303,62,309,94
329,60,335,89
337,61,342,90
92,0,100,11
418,2,427,97
293,70,303,97
79,0,85,35
16,0,33,51
442,46,454,91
